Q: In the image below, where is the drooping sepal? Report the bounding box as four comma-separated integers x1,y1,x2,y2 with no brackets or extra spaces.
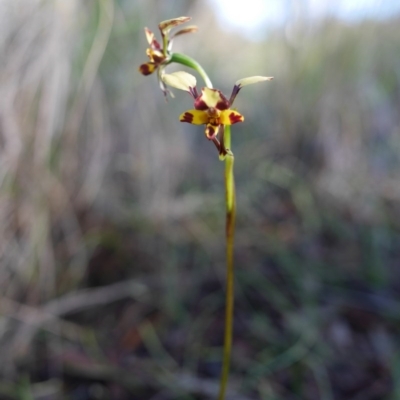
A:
139,62,157,76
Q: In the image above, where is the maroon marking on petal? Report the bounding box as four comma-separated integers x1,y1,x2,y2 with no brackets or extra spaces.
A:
194,98,208,110
189,86,198,99
216,92,230,110
229,112,244,124
205,126,216,139
152,54,165,63
228,85,241,106
216,100,229,110
180,112,194,123
151,38,162,50
139,63,154,76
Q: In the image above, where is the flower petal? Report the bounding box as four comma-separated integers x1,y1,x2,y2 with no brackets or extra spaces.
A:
170,25,198,39
138,62,157,76
146,48,165,63
220,110,244,125
194,88,230,110
205,124,219,139
159,16,191,35
235,76,274,88
228,76,273,106
179,110,209,125
163,71,197,92
144,27,161,49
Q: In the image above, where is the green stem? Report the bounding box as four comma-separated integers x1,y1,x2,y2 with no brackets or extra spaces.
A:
170,53,213,88
168,53,234,399
218,125,236,400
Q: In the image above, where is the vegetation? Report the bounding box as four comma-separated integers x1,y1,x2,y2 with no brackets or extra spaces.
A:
0,1,399,399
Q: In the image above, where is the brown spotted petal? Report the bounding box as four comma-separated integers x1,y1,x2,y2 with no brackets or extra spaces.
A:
205,124,219,139
146,48,165,63
144,27,161,50
194,87,230,111
138,62,157,76
170,25,198,39
220,110,244,125
179,110,208,125
159,16,191,36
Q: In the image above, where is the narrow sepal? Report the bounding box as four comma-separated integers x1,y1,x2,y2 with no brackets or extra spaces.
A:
144,27,161,49
235,76,273,88
170,25,198,39
229,76,273,105
159,16,191,35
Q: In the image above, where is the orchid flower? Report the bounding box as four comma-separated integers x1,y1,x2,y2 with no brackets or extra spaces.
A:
163,71,273,156
138,17,198,94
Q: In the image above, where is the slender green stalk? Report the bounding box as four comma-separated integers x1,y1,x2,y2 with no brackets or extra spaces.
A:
166,53,235,399
218,125,236,400
170,53,213,88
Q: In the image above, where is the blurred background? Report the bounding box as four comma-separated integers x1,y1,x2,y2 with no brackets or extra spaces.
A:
1,0,400,399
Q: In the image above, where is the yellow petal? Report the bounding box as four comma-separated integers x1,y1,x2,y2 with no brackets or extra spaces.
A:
235,76,273,88
162,71,197,92
205,124,219,139
220,110,244,125
159,16,191,35
179,110,209,125
138,62,157,76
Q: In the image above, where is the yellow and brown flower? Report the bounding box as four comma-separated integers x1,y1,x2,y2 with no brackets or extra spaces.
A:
163,72,273,143
138,17,197,79
138,28,166,76
180,87,245,139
